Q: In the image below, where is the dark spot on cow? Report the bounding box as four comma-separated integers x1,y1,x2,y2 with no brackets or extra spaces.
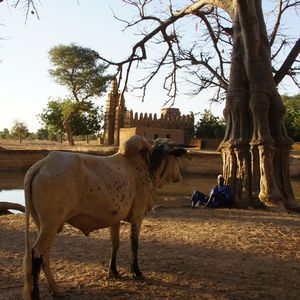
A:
90,188,93,192
97,187,101,190
111,210,118,216
120,195,125,202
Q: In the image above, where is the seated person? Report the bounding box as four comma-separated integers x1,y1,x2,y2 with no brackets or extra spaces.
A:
191,174,233,208
191,190,208,207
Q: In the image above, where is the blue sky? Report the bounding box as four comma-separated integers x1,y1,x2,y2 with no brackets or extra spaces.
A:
0,0,299,132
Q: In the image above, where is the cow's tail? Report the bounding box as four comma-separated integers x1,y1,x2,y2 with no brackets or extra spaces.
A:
23,178,32,300
23,160,43,300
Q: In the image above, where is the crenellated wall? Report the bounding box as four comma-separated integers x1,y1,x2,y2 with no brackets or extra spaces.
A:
123,110,193,130
102,79,194,145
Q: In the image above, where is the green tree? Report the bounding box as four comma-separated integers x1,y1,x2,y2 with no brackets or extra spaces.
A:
195,110,225,139
27,132,38,140
11,120,29,143
70,105,104,143
0,128,10,139
36,128,49,140
282,94,300,142
38,99,65,142
49,43,110,145
38,99,103,143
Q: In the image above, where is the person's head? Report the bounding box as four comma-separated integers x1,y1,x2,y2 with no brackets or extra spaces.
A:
217,174,224,186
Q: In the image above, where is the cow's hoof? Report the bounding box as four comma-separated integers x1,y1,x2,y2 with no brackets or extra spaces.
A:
108,271,121,279
50,291,64,298
32,287,40,300
133,272,144,280
49,288,64,298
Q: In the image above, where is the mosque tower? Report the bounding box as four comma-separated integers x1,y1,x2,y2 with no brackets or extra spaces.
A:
114,91,126,145
103,79,127,145
103,79,118,145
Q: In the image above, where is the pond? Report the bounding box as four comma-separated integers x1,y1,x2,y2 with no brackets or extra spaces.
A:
0,189,24,207
0,171,219,209
0,171,299,211
0,171,25,213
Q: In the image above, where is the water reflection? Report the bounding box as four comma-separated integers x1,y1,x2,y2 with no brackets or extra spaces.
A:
0,171,26,213
0,189,24,207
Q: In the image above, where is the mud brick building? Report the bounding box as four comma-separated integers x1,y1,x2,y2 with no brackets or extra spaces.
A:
103,80,194,145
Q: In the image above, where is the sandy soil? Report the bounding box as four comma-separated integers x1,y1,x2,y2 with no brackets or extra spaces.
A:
0,207,300,300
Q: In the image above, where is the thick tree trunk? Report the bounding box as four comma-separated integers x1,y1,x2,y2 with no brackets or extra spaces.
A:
63,113,75,146
219,1,298,210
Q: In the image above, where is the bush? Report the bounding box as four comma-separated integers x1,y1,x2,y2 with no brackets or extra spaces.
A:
195,110,225,139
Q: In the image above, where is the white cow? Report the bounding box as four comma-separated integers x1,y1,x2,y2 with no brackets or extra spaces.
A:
23,135,186,300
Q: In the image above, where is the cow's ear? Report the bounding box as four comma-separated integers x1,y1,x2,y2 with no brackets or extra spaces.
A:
170,148,187,157
119,135,150,156
150,144,166,170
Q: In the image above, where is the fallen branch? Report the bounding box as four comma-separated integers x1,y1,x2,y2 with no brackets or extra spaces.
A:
0,202,25,215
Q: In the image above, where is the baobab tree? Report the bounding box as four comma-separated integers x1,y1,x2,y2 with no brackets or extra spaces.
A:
98,0,300,210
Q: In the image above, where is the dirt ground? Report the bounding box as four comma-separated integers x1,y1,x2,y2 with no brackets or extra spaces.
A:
0,207,300,300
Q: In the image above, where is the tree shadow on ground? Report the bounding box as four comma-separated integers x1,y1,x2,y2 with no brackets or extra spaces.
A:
0,209,300,299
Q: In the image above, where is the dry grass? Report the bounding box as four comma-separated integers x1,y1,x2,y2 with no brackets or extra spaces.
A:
1,138,299,151
293,142,300,151
1,208,300,300
0,139,117,155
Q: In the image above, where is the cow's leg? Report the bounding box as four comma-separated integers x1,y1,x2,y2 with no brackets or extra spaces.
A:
130,222,143,278
43,249,61,296
31,224,58,299
109,222,121,278
31,249,43,300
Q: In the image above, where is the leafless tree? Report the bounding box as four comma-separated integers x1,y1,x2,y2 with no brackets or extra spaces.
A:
99,0,300,211
99,1,299,102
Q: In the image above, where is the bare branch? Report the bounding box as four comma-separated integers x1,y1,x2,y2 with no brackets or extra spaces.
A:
99,0,235,97
193,8,227,79
269,0,284,47
179,47,229,91
99,0,298,104
271,38,287,60
274,38,300,85
12,0,40,21
269,0,300,47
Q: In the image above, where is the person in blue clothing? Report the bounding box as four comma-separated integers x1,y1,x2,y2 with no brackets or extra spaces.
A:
205,174,233,208
191,174,233,208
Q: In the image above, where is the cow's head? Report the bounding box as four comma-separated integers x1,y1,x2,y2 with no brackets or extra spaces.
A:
119,135,151,156
118,135,152,170
150,138,187,187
